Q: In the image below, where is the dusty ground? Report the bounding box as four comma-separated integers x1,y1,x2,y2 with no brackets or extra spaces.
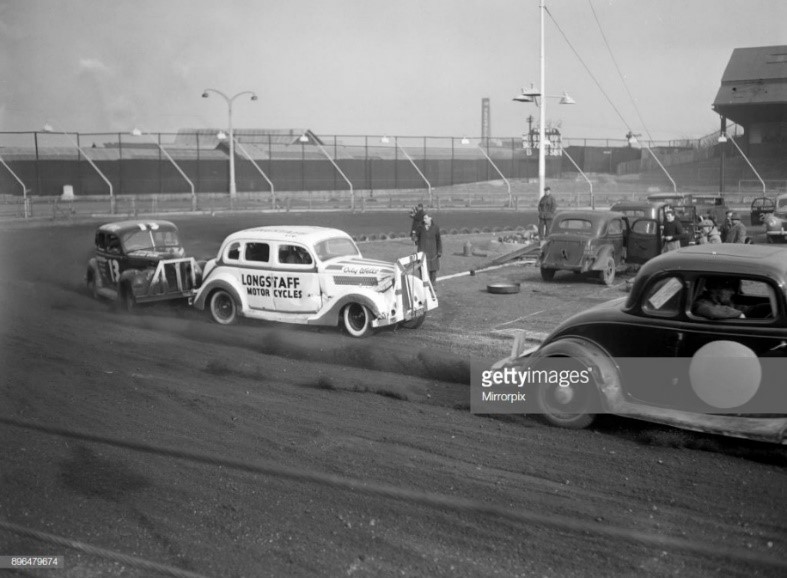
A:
0,211,785,577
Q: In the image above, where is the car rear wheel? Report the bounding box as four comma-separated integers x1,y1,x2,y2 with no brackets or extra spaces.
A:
400,311,426,329
535,359,597,429
540,267,556,281
599,257,616,286
209,290,238,325
343,303,373,338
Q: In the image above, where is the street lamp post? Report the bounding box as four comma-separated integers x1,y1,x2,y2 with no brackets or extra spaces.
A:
513,0,574,200
202,88,258,197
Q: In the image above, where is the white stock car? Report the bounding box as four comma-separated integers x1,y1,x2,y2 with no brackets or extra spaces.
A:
192,226,438,337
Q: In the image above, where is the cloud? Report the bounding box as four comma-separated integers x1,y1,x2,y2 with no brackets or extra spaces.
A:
79,58,110,73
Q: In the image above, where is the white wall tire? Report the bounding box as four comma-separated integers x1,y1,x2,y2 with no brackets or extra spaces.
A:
342,303,373,338
209,290,238,325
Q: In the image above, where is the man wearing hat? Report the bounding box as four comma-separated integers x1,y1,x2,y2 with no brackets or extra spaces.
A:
693,277,747,320
698,218,722,244
726,212,747,244
660,208,684,253
537,186,557,239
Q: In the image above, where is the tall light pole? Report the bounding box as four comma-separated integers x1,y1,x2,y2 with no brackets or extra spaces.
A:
201,88,258,197
513,0,574,200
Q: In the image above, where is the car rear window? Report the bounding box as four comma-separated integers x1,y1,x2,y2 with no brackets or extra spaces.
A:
555,219,593,233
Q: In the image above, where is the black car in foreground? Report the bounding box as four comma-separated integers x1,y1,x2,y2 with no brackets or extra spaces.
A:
496,244,787,444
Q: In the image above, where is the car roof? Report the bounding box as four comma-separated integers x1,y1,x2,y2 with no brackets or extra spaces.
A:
220,226,352,246
555,210,626,222
98,219,178,234
637,244,787,280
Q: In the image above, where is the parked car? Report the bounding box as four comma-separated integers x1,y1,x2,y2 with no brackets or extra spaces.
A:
192,226,437,337
751,193,787,243
86,220,201,310
496,244,787,444
537,209,692,286
646,192,729,225
610,200,701,245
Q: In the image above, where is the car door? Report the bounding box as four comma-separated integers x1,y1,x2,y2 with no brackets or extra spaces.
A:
229,241,275,312
270,242,322,313
680,274,786,413
626,217,660,264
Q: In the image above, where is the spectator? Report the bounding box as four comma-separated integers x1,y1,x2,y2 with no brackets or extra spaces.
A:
537,186,557,238
414,214,442,285
660,209,684,253
727,213,747,243
409,203,425,244
719,210,734,242
698,219,722,244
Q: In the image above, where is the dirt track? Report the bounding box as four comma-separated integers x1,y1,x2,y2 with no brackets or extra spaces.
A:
1,212,786,577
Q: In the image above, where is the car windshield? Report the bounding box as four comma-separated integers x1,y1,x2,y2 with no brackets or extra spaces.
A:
122,228,181,252
554,219,594,234
313,237,360,260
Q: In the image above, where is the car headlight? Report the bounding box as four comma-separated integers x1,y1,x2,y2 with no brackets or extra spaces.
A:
375,274,395,292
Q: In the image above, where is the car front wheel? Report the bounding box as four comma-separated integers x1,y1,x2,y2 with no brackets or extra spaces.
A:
119,285,136,313
540,267,556,281
535,363,597,429
209,290,238,325
86,271,99,299
343,303,373,338
400,311,426,329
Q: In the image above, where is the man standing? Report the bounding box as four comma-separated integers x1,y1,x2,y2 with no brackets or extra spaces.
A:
720,210,734,242
409,203,425,244
661,209,684,252
537,186,557,238
698,219,722,244
415,214,442,286
727,213,747,243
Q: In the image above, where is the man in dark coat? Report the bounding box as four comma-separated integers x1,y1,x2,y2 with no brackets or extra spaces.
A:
537,187,557,238
661,209,684,252
727,213,747,243
415,214,442,285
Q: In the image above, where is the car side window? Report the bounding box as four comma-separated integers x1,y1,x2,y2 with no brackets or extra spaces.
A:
245,242,270,263
278,244,313,265
95,232,106,250
225,242,241,262
641,276,683,317
607,219,623,235
107,234,122,255
632,219,657,236
690,277,777,322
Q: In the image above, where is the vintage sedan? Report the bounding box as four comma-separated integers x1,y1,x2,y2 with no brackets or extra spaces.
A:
751,193,787,243
496,244,787,444
646,192,729,225
536,210,683,286
192,226,437,337
86,220,201,310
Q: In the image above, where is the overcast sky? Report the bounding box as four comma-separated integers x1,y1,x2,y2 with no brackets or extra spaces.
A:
1,0,785,142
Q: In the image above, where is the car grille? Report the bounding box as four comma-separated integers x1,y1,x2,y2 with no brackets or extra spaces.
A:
333,275,378,286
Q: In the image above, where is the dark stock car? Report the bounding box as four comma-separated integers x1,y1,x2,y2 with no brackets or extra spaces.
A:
536,209,694,286
86,220,201,310
751,193,787,243
499,244,787,444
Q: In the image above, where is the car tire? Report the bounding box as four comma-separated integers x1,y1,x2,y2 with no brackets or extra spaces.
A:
209,289,238,325
487,283,520,294
535,363,597,430
119,285,136,313
600,257,616,286
343,303,373,338
87,270,99,300
400,311,427,329
540,267,556,281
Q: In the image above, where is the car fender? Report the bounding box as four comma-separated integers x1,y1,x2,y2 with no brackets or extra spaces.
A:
590,244,617,271
531,337,623,412
192,277,244,311
309,292,386,326
86,258,101,287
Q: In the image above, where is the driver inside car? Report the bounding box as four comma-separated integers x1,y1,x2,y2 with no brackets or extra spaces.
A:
693,278,753,320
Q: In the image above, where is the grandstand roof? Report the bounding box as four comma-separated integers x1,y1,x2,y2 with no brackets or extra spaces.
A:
712,45,787,124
